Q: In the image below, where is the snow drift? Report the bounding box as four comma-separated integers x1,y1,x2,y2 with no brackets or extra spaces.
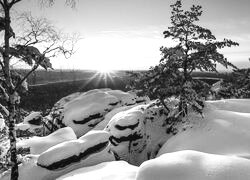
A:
137,150,250,180
57,161,138,180
157,100,250,158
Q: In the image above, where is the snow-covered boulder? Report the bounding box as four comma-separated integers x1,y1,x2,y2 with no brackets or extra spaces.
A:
15,111,43,136
157,100,250,158
23,111,43,125
137,150,250,180
37,130,115,171
45,89,149,137
17,127,77,155
1,131,116,180
57,161,138,180
105,103,176,165
93,105,138,131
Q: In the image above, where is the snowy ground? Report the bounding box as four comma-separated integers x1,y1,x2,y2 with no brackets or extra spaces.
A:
1,89,250,180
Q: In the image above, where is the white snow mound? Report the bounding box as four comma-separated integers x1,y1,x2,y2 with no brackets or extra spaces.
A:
57,161,138,180
37,130,114,170
157,99,250,158
137,150,250,180
17,127,77,155
207,99,250,113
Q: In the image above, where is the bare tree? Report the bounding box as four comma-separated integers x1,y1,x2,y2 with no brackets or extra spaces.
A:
0,1,77,179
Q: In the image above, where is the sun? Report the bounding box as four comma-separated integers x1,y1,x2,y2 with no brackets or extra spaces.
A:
96,67,113,74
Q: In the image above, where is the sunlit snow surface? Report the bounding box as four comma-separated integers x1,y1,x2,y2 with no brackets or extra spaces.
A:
137,150,250,180
17,127,77,155
1,89,250,180
157,99,250,158
57,161,138,180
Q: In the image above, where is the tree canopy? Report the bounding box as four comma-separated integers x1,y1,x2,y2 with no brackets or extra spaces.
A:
129,0,238,117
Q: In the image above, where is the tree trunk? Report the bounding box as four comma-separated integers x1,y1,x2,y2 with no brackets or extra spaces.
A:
179,55,188,117
8,96,19,180
3,4,19,180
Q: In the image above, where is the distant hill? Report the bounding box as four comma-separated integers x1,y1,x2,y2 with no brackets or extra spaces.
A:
20,74,127,112
19,69,229,112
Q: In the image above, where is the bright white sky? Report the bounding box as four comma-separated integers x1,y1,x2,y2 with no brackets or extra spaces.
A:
13,0,250,71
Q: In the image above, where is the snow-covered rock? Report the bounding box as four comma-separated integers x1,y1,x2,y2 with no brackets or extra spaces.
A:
46,89,149,137
57,161,138,180
93,105,137,131
105,103,176,165
23,112,43,125
17,127,77,155
137,150,250,180
157,100,250,158
37,130,115,170
15,111,43,133
1,131,116,180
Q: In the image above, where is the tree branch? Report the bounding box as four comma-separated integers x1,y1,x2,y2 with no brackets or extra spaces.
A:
9,0,22,8
0,0,4,9
14,62,39,91
0,82,9,101
0,103,9,117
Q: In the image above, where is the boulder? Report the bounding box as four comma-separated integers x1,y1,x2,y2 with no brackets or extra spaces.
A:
45,89,148,137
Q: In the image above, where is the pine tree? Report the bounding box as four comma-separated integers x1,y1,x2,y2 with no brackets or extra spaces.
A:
129,0,238,117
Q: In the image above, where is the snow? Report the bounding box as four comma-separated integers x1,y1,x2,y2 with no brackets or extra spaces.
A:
15,123,31,131
15,111,43,132
1,131,115,180
207,99,250,113
1,88,250,180
57,161,138,180
137,150,250,180
52,92,82,109
157,100,250,158
105,103,172,165
17,127,77,155
46,89,148,137
23,112,42,124
61,91,118,136
93,105,136,131
0,116,5,131
37,130,114,169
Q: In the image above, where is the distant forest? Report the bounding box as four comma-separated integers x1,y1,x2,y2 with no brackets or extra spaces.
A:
15,69,231,86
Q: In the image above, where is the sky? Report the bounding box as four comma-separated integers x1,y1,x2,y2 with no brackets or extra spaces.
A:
13,0,250,71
